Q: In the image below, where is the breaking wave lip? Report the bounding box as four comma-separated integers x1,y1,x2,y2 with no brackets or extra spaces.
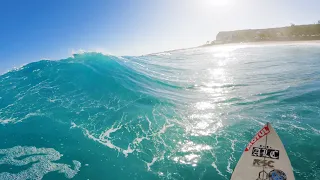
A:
0,49,121,76
0,146,81,179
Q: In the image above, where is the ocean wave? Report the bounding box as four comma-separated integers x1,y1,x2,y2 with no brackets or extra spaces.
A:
0,53,189,176
1,45,320,179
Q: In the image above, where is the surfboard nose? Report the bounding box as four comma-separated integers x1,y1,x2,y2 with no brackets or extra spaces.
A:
230,123,295,180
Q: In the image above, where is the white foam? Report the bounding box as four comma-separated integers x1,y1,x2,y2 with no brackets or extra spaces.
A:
70,122,77,129
307,124,320,135
226,139,236,174
290,124,306,131
146,157,158,171
99,125,122,139
211,161,225,178
133,137,147,145
71,116,168,162
70,49,115,58
84,129,122,152
0,146,81,179
0,118,16,125
226,157,233,174
75,123,153,159
145,115,152,129
153,52,171,56
123,145,134,157
158,124,174,134
17,113,44,123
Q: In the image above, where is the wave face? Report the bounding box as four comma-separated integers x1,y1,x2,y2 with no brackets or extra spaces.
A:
1,44,320,179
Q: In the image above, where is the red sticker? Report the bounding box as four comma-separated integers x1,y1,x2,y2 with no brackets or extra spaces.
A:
245,124,270,151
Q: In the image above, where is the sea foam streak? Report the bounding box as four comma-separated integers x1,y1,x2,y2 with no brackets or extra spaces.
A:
0,146,81,179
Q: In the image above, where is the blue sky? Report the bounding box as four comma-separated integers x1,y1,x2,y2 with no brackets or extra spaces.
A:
0,0,319,73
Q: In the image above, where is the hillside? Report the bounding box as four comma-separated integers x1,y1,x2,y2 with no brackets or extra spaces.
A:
208,24,320,45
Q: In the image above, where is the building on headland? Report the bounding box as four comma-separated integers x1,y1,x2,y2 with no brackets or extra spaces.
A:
210,24,320,45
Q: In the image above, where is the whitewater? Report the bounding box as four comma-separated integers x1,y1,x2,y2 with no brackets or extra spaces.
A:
0,43,320,180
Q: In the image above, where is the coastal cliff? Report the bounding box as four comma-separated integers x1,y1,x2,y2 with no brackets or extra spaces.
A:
208,24,320,45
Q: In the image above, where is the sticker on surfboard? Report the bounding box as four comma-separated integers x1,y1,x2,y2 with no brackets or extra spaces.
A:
245,124,270,151
230,123,295,180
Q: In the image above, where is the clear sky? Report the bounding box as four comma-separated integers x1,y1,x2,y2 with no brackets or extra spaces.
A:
0,0,319,73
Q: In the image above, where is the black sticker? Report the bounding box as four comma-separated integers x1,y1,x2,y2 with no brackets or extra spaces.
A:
252,145,279,159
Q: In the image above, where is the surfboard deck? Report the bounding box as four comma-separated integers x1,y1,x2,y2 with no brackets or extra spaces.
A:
230,122,295,180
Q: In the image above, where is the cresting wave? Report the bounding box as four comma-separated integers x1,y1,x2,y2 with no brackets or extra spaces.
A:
1,44,320,179
0,53,211,178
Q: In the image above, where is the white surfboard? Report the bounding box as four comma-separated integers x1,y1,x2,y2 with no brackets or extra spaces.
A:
231,123,295,180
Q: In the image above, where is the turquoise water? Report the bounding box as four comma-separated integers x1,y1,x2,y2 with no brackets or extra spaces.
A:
1,43,320,180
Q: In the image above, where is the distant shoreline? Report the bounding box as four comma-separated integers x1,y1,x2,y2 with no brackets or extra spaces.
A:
201,40,320,47
203,23,320,47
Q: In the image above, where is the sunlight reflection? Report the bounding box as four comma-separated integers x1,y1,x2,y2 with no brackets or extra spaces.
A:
197,67,232,97
173,154,200,167
173,140,213,166
199,86,224,94
217,60,227,66
206,44,260,53
186,113,223,136
195,101,215,110
209,68,226,81
179,140,212,152
214,52,230,58
202,82,224,88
